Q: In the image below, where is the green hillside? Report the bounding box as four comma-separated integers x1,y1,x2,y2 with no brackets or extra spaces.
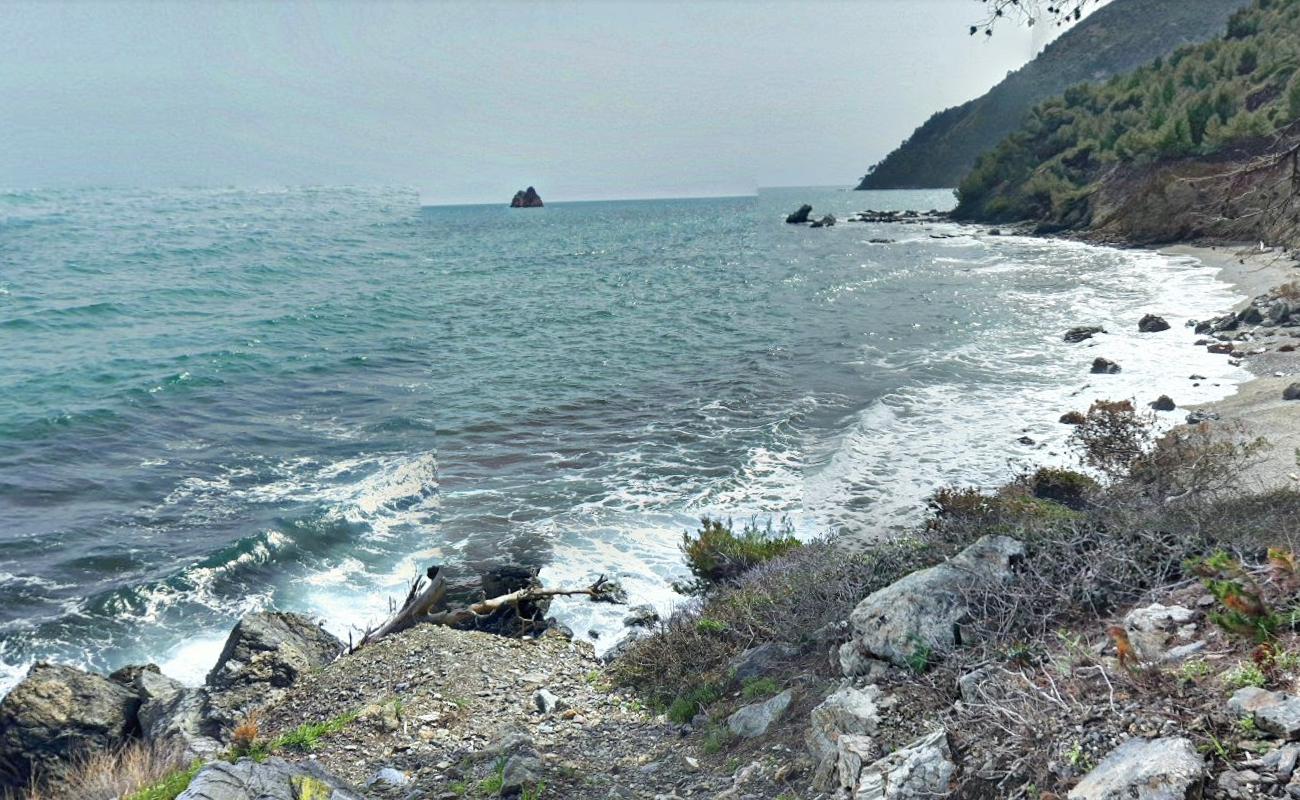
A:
953,0,1300,232
857,0,1251,191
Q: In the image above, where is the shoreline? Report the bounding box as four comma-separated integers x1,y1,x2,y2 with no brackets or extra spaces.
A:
1153,242,1300,492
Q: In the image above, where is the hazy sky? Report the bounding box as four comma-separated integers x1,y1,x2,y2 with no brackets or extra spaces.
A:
1,1,1090,204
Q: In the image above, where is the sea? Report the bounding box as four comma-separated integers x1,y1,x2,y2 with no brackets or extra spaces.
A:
0,185,1251,693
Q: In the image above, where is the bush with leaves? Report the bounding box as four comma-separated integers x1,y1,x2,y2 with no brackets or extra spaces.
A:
674,516,802,595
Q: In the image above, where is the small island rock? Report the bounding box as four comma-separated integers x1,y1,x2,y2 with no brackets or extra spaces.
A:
510,187,544,208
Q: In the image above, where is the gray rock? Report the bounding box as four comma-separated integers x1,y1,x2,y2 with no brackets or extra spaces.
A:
621,604,659,628
1068,737,1205,799
726,688,792,738
1122,604,1197,664
728,642,799,683
206,612,342,690
810,214,837,228
839,535,1024,673
532,689,568,715
0,662,142,790
177,757,360,800
365,767,411,788
1065,325,1106,343
1284,383,1300,401
1230,687,1300,738
1090,357,1121,374
847,729,955,800
501,746,544,795
807,684,886,790
1264,743,1300,782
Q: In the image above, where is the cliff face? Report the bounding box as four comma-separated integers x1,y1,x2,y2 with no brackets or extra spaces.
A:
952,0,1300,249
857,0,1251,190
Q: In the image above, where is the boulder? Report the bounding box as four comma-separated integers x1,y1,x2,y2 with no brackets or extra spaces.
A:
1208,342,1235,354
1090,357,1121,374
810,214,837,228
1150,395,1176,412
134,669,223,759
728,642,799,684
206,612,341,690
1068,737,1205,799
509,187,543,208
838,536,1024,674
1139,314,1171,332
726,689,792,738
204,612,341,735
1284,383,1300,401
0,662,141,790
501,747,544,795
1122,604,1197,664
1064,326,1105,343
843,729,956,800
531,689,567,715
1059,411,1087,426
176,756,361,800
1186,410,1220,424
1228,687,1300,739
807,684,886,790
785,204,813,224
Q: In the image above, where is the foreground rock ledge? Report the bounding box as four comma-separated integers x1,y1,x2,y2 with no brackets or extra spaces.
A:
1068,736,1205,800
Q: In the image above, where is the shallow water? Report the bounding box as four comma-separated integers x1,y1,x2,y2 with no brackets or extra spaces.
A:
0,185,1248,689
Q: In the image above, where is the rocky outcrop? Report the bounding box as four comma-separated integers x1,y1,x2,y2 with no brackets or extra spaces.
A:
1068,737,1205,799
1064,326,1106,343
134,668,223,759
838,535,1024,674
1090,357,1121,374
207,612,341,690
786,204,813,224
726,689,792,738
177,757,361,800
807,684,886,789
840,729,955,800
509,187,543,208
1139,314,1172,332
0,662,142,789
810,214,837,228
1285,383,1300,401
204,612,341,734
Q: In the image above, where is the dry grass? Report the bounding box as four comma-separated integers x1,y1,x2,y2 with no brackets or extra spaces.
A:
3,741,192,800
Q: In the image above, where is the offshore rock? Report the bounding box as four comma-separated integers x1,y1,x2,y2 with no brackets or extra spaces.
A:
1139,313,1172,332
1090,357,1121,374
785,204,813,224
0,662,142,790
510,187,543,208
810,213,837,228
1064,325,1105,343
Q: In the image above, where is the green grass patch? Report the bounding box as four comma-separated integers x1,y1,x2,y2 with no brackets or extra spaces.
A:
123,761,203,800
740,676,780,700
667,683,721,724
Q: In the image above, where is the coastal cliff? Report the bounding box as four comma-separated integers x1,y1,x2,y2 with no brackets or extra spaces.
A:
857,0,1248,191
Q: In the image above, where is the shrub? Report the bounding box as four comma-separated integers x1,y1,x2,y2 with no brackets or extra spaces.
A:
1029,467,1098,510
667,683,721,724
8,743,197,800
1070,400,1154,479
675,517,802,594
612,537,941,703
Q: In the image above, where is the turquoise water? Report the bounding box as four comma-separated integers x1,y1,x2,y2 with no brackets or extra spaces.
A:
0,186,1249,687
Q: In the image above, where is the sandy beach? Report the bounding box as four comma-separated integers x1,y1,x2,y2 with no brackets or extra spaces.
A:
1157,242,1300,492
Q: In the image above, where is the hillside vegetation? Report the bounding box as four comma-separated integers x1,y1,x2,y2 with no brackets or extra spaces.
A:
954,0,1300,240
857,0,1249,190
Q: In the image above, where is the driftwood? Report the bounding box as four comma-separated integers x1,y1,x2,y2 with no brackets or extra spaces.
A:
353,565,618,650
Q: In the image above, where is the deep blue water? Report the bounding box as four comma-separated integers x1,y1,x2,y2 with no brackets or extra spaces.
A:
0,186,1249,687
